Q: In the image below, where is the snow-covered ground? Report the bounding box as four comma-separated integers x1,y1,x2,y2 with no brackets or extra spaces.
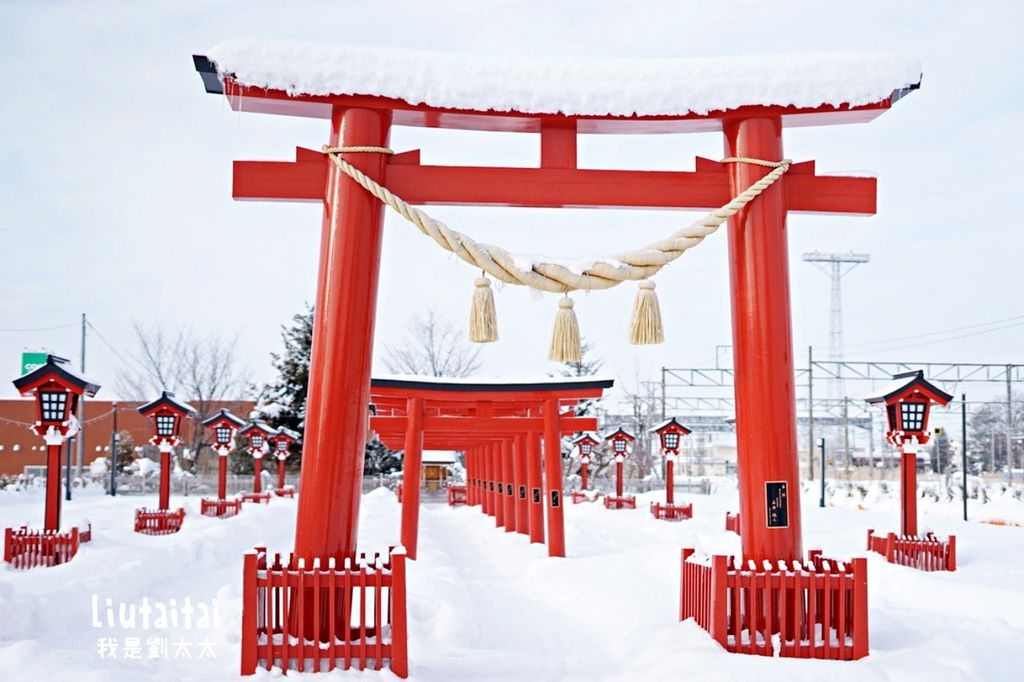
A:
1,480,1023,681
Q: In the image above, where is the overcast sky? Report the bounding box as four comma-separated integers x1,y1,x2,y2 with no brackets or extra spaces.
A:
2,0,1022,408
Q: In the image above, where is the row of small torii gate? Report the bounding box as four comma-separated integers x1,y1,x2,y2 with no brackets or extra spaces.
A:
1,41,958,676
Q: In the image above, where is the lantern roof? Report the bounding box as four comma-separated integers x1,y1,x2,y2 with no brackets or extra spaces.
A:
240,420,279,439
195,43,920,132
650,417,692,435
12,354,100,397
571,433,600,446
202,408,247,428
137,391,197,418
272,426,301,442
864,370,953,407
604,427,636,443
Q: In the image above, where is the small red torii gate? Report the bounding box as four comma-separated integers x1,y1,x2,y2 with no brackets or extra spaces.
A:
370,376,609,559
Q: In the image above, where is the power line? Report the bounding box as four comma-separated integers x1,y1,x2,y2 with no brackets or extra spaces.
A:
847,319,1024,356
0,321,78,333
85,320,145,373
847,313,1024,350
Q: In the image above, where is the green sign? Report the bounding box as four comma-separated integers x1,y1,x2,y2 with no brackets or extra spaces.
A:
20,352,47,376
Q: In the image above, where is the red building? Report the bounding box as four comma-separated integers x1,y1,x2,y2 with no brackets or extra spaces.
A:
0,398,254,477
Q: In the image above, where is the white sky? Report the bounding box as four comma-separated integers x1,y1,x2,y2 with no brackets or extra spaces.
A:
1,0,1022,406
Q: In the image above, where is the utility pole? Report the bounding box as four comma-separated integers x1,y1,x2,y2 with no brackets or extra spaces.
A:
843,396,851,480
78,313,86,478
110,402,119,496
808,346,815,481
1006,365,1014,483
819,438,826,508
961,394,968,521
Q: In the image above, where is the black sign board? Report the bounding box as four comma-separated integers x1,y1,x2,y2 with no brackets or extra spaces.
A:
766,481,789,528
550,490,561,507
507,485,513,497
518,485,526,500
532,488,541,504
498,483,504,494
489,482,495,491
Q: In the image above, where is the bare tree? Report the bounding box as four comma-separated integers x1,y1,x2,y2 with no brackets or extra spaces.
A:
117,321,252,469
382,309,483,378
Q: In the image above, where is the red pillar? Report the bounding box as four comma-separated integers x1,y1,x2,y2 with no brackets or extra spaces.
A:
293,107,392,563
527,431,545,545
159,449,171,510
514,433,528,535
581,462,588,491
616,460,624,498
494,443,505,529
217,453,228,499
277,458,287,489
483,444,492,516
252,456,262,494
400,397,424,559
543,398,566,557
44,443,62,531
900,450,918,536
502,439,515,533
724,117,803,564
666,459,675,505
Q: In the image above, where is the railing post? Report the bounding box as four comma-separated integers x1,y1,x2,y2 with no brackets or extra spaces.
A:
885,532,896,564
851,557,869,659
241,551,258,675
710,555,729,648
4,528,12,564
946,535,956,572
390,548,409,678
680,548,695,621
866,528,873,552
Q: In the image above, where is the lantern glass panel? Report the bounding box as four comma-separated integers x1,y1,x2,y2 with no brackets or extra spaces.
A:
39,391,68,422
215,427,232,445
580,443,592,456
664,432,680,450
156,415,176,437
900,401,927,432
276,440,288,452
251,435,264,449
613,439,626,453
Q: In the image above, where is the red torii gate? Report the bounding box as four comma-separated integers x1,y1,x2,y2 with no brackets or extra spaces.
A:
193,52,896,568
370,376,610,559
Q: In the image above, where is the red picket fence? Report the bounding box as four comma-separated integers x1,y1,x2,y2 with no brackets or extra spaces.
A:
79,522,93,543
446,485,467,506
135,508,186,535
651,501,693,521
866,529,956,572
4,525,86,569
241,546,408,677
241,491,273,505
725,511,741,534
603,495,636,510
202,497,244,518
570,490,601,504
679,548,869,660
274,487,296,499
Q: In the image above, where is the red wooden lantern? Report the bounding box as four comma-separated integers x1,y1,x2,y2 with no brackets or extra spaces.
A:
137,392,197,512
651,418,691,507
604,428,635,502
571,433,600,493
866,370,952,537
12,355,100,531
202,408,246,503
240,420,278,495
268,426,301,494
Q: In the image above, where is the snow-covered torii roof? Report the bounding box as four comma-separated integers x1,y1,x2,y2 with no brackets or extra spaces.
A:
195,42,921,132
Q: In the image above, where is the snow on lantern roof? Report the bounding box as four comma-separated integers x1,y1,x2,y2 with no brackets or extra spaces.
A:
863,370,953,406
137,391,197,418
571,433,600,445
199,41,921,120
605,427,636,442
650,417,692,435
273,426,301,442
12,354,101,397
240,420,278,438
202,408,246,428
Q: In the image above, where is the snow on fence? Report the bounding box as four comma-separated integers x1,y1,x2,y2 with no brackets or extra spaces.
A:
4,524,89,569
201,497,243,518
725,511,740,534
446,484,467,506
603,495,636,510
679,548,868,660
134,508,185,535
241,546,408,677
395,483,402,503
866,529,956,572
650,501,693,521
241,491,272,505
274,487,296,499
570,490,601,504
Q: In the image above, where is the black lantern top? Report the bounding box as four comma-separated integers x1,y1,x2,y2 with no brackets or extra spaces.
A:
604,427,636,455
240,420,278,453
203,408,247,447
571,433,600,458
12,354,101,436
137,391,198,445
650,417,692,454
865,370,953,445
269,426,301,455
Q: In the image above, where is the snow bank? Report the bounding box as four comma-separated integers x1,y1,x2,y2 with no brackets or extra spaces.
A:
204,41,922,117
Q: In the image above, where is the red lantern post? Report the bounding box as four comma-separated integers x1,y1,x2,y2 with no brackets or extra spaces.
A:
603,428,636,510
200,409,246,517
240,421,277,504
569,433,600,504
268,427,301,498
650,418,694,521
137,392,197,511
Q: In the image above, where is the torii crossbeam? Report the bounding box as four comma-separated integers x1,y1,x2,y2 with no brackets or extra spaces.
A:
193,44,919,573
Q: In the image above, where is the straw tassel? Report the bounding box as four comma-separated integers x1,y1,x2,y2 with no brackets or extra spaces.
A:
549,295,582,363
629,280,664,345
469,276,498,343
